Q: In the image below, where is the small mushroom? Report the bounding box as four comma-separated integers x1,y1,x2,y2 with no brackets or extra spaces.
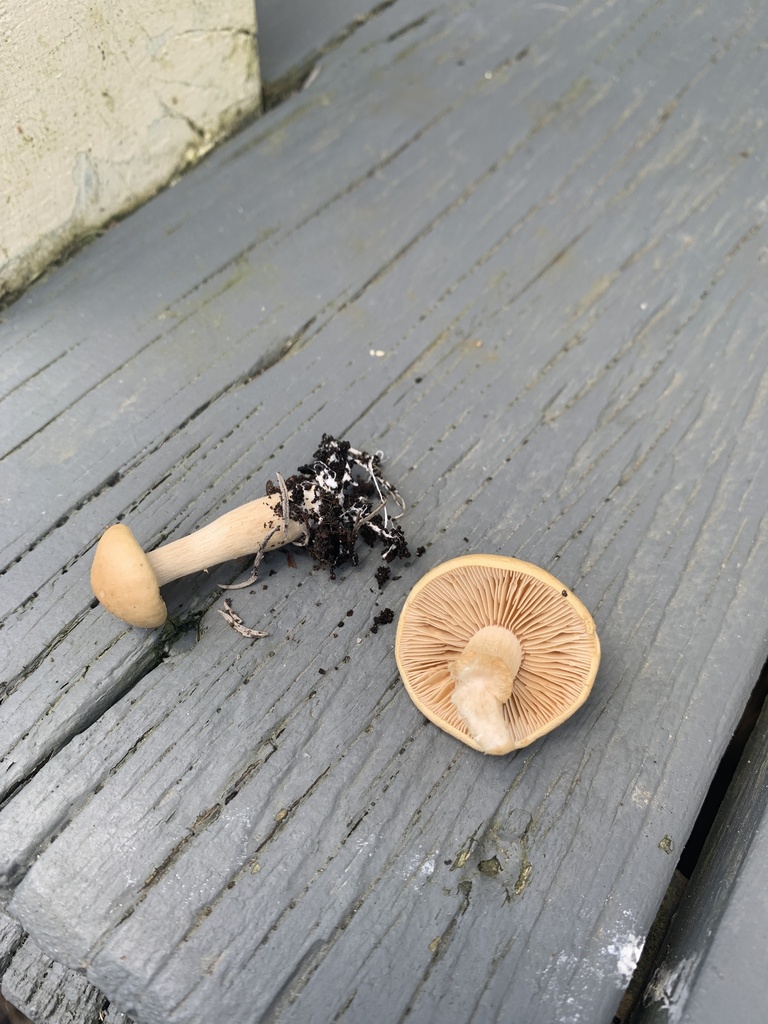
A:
395,554,600,754
91,435,410,628
91,494,304,627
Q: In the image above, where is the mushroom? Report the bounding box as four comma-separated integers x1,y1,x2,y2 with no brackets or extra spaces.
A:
91,494,305,627
395,554,600,754
91,435,410,628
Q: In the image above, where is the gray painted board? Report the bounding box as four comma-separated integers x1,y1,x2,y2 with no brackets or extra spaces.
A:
2,935,109,1024
2,0,768,1022
256,0,392,86
636,694,768,1024
0,911,23,976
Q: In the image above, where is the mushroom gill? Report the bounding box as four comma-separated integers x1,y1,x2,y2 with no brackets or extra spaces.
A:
395,555,600,753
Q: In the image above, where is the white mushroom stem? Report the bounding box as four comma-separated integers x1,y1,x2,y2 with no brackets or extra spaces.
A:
147,495,307,586
449,625,523,755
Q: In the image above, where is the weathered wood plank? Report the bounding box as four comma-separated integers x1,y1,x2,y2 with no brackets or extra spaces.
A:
2,1,768,1022
256,0,392,87
0,933,119,1024
0,0,531,562
1,0,612,785
0,910,24,975
636,691,768,1023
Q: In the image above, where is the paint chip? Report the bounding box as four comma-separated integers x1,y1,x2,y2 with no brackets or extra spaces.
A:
607,933,645,984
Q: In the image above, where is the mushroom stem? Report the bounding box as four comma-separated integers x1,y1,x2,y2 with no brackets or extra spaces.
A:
147,495,306,586
449,625,522,755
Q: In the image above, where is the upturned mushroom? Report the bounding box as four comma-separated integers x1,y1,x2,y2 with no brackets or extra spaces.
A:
395,554,600,754
91,435,409,628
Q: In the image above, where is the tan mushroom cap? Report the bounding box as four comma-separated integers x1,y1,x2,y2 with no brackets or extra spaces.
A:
395,554,600,754
90,524,168,628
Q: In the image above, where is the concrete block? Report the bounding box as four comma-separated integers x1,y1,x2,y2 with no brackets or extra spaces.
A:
0,0,260,302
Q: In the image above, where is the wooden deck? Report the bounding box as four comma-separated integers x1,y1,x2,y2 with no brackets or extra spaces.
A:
2,0,768,1021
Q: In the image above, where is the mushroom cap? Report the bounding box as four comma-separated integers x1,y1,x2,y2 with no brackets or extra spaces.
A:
395,554,600,753
90,524,168,628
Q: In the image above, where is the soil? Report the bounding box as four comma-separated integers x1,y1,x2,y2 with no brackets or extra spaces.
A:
273,434,410,574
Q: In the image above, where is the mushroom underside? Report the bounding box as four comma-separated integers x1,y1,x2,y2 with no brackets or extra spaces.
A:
396,559,599,752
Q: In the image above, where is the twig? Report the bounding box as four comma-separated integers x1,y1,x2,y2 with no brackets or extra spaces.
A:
219,526,281,590
218,598,269,639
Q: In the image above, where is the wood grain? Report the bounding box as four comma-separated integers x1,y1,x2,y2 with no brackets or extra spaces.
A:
636,689,768,1023
2,0,768,1021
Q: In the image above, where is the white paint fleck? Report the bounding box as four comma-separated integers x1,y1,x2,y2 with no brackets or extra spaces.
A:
419,855,436,881
631,786,652,806
549,924,647,1019
355,832,378,857
644,955,700,1023
401,851,438,891
607,932,645,983
302,64,321,90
